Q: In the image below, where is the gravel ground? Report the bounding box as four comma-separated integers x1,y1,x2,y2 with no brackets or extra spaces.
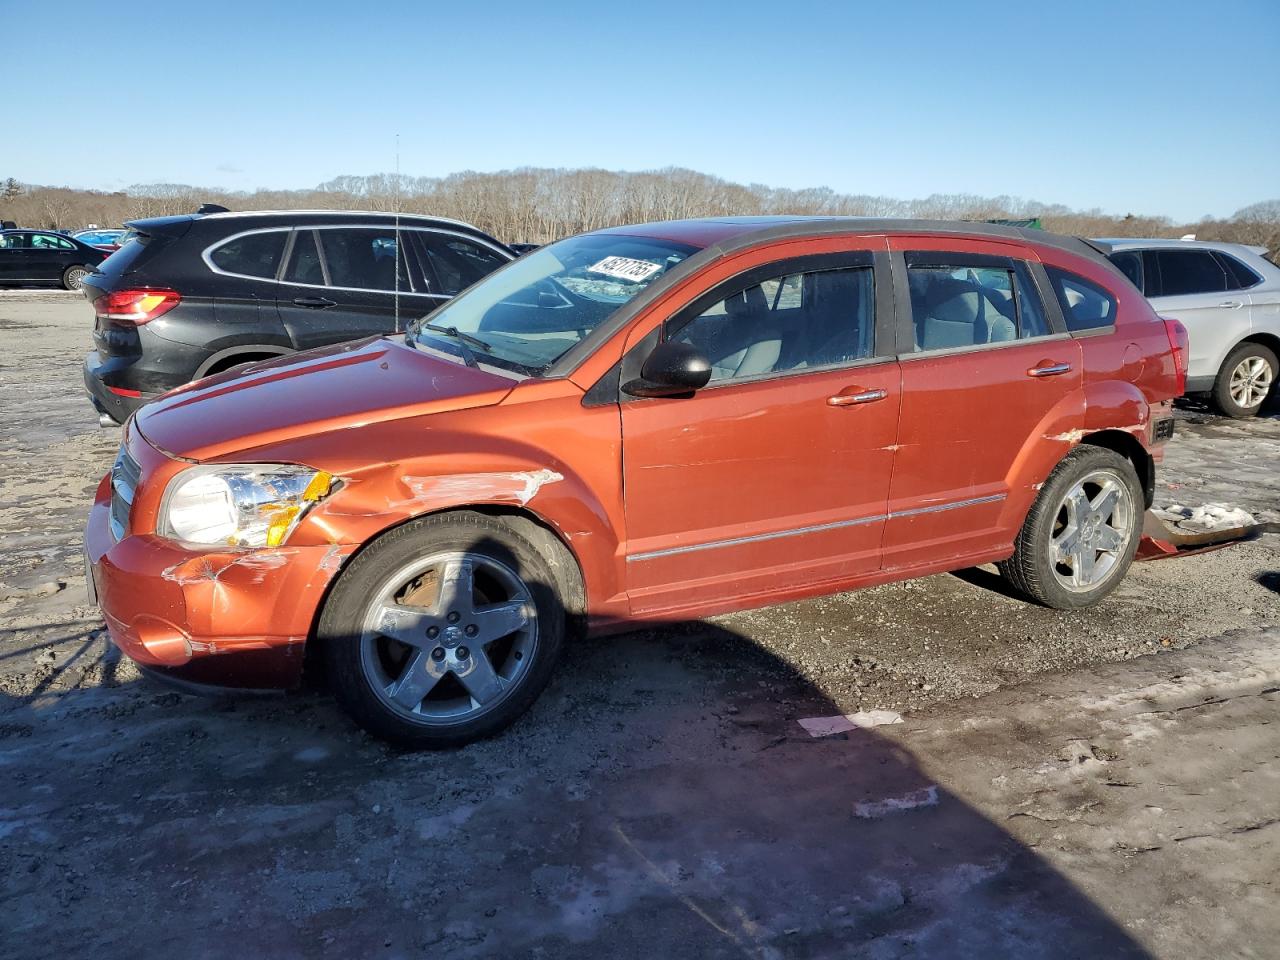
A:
1,294,1277,958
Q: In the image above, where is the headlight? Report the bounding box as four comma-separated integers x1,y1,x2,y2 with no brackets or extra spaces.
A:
159,464,333,547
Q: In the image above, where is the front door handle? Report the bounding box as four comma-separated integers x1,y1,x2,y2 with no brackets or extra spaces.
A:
1219,300,1244,309
828,388,887,407
293,296,336,309
1028,361,1072,378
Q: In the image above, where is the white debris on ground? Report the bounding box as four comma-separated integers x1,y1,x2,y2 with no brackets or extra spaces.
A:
1152,502,1256,532
798,709,904,738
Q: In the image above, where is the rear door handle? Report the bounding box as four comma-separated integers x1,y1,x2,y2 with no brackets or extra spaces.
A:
1028,362,1072,378
293,296,336,309
828,388,887,406
1219,300,1244,309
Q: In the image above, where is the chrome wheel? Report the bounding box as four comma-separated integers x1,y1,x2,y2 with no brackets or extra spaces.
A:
359,551,537,725
1229,356,1274,409
1048,469,1136,592
64,266,89,290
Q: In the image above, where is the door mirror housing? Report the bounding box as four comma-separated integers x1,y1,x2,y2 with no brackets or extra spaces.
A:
624,339,713,398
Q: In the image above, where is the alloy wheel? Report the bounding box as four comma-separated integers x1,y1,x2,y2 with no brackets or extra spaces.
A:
65,267,89,290
1048,469,1135,592
359,551,537,725
1229,356,1274,410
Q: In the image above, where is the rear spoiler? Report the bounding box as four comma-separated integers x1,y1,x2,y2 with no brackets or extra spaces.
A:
1077,237,1113,257
121,214,196,240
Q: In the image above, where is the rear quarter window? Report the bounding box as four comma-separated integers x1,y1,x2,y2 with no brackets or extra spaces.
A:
1214,252,1262,291
208,230,286,279
1045,267,1117,332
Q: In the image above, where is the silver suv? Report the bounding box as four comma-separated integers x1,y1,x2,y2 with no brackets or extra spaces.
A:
1101,238,1279,417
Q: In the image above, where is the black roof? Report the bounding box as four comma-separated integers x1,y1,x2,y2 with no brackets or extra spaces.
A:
123,209,506,245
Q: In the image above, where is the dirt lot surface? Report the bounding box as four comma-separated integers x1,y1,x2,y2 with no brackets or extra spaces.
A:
2,293,1278,959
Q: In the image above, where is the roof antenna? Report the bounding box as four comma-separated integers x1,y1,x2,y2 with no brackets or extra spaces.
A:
394,132,402,333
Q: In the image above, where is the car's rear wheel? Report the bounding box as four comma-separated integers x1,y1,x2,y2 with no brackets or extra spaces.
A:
998,446,1143,609
319,512,565,747
62,265,91,290
1213,342,1276,418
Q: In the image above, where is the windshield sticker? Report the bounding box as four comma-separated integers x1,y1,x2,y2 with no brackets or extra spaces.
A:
586,256,662,283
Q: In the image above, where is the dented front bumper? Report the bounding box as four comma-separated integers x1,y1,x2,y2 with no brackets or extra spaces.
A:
85,486,349,689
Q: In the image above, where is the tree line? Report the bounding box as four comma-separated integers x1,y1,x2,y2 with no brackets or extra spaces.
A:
2,169,1277,258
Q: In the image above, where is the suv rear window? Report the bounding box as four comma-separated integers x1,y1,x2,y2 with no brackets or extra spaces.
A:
1144,249,1228,297
319,228,406,291
209,230,286,279
420,235,508,295
1045,267,1117,332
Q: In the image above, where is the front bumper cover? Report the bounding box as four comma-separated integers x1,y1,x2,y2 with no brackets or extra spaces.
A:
85,486,352,689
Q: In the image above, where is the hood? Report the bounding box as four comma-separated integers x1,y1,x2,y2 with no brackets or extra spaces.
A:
135,338,515,462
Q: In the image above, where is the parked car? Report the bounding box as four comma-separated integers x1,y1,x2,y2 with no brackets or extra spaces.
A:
0,229,109,290
81,210,515,425
1101,238,1279,417
85,217,1185,746
73,228,128,251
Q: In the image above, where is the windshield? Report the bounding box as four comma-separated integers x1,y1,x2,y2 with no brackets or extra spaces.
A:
409,233,698,376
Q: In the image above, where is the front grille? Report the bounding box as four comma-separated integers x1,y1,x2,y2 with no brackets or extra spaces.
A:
109,447,141,540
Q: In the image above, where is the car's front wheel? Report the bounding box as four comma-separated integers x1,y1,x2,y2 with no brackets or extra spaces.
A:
999,446,1143,609
319,512,565,747
1213,342,1276,418
62,265,91,290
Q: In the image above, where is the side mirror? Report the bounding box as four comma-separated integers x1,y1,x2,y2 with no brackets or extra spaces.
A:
624,339,712,398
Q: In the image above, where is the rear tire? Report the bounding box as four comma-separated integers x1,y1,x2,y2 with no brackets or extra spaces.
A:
1212,342,1276,418
998,446,1143,609
62,265,91,290
319,511,566,747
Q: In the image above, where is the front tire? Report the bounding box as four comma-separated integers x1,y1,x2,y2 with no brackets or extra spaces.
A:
1212,342,1276,418
998,446,1143,609
62,265,91,290
319,512,566,747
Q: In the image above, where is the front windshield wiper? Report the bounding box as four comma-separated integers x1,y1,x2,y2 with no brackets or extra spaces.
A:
419,322,492,368
406,317,543,379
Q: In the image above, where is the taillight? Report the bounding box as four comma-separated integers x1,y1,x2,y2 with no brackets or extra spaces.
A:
93,288,181,324
1162,317,1189,393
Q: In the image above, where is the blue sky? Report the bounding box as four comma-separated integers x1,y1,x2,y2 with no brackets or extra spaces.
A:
5,0,1277,220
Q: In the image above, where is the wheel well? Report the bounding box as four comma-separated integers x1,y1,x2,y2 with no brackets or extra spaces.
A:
1079,430,1154,508
470,506,588,641
204,352,283,376
1233,333,1280,361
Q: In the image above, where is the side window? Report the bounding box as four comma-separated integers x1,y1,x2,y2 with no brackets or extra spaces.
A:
0,233,30,249
31,233,74,250
1045,267,1118,332
318,228,405,291
1148,250,1228,297
209,231,285,279
1214,252,1262,291
669,266,874,384
420,235,508,295
284,229,325,285
906,259,1048,351
1108,251,1143,291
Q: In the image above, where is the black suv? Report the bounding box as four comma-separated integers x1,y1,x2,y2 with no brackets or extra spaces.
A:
82,210,515,424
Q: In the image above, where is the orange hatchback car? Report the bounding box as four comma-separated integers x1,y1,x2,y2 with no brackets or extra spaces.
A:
85,218,1187,745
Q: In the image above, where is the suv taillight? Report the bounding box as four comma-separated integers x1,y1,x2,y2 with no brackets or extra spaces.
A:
93,288,181,324
1162,317,1189,393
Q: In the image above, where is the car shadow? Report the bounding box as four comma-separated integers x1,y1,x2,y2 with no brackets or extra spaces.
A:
0,534,1154,959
